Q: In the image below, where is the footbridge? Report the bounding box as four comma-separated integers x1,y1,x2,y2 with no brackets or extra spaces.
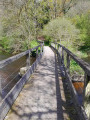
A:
0,42,90,120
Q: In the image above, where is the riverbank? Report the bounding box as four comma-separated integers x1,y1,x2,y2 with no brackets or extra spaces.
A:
0,40,39,55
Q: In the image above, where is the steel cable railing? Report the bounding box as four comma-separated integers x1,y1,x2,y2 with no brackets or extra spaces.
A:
2,61,26,91
0,43,44,100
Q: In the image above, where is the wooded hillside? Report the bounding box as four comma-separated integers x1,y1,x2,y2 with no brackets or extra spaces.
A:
0,0,90,54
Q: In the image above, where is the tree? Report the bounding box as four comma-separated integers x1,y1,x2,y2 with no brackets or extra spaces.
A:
43,17,80,46
71,12,90,49
66,0,90,17
0,0,50,53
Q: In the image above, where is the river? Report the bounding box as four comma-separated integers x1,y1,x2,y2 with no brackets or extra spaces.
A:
0,52,36,98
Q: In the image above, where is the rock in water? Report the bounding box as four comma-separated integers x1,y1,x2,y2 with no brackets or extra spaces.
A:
19,66,31,76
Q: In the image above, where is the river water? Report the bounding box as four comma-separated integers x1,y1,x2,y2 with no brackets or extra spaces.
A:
0,52,36,98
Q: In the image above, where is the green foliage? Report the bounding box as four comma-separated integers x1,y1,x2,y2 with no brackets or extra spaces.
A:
0,36,12,52
0,0,50,53
43,17,80,46
30,40,39,48
71,12,90,51
66,1,90,18
44,36,52,46
0,0,90,55
70,60,84,75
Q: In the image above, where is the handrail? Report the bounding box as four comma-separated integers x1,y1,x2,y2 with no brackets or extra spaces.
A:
51,42,89,120
59,44,90,76
0,43,44,101
0,45,42,69
0,43,44,120
52,42,90,76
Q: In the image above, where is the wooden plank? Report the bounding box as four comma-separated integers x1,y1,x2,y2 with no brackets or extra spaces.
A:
0,51,43,120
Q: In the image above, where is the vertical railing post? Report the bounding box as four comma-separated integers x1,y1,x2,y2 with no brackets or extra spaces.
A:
58,45,62,65
83,74,90,104
57,44,58,50
0,75,2,102
26,51,30,70
57,44,59,51
56,44,57,50
67,54,70,75
55,43,56,49
62,48,64,64
42,43,44,53
59,46,61,65
40,44,43,55
59,45,62,56
36,48,38,58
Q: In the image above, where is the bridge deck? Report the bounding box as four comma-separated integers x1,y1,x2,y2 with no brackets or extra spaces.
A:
4,47,78,120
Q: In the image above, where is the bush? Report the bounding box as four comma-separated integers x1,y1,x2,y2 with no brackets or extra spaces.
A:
71,12,90,51
43,17,80,46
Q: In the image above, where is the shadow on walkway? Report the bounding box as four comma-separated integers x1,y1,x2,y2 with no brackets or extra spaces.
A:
55,53,79,120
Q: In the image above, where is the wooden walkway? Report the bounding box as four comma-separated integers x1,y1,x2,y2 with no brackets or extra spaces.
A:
4,47,77,120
